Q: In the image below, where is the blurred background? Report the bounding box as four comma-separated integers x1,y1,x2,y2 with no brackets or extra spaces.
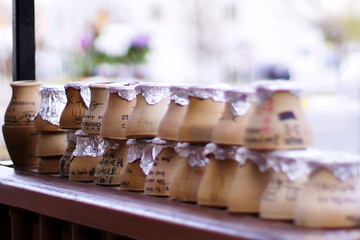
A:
0,0,360,158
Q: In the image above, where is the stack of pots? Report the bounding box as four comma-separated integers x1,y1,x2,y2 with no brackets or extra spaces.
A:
94,82,138,185
59,82,90,178
170,86,227,202
144,86,189,197
242,80,314,220
69,82,113,182
3,81,42,169
34,86,67,173
121,83,170,191
197,88,255,207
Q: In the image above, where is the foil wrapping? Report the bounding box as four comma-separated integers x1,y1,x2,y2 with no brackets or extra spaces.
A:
66,129,77,143
170,86,190,106
175,142,208,167
72,130,106,157
253,80,302,104
107,82,139,101
225,88,254,116
203,143,240,161
307,151,360,181
152,138,176,159
127,139,154,175
64,82,91,108
136,83,170,105
245,149,270,172
187,85,226,102
38,86,67,126
103,138,121,150
267,148,322,180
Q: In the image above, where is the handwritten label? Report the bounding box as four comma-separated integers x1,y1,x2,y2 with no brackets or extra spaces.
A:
94,149,125,185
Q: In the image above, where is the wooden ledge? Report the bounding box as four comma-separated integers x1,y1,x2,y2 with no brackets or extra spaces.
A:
0,166,359,240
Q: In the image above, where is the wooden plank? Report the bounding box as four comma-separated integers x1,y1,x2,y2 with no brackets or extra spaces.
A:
0,166,359,240
0,204,11,240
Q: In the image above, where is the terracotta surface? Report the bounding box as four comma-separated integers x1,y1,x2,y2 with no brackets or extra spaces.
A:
1,166,360,239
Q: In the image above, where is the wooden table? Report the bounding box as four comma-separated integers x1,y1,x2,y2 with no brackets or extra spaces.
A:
0,165,359,240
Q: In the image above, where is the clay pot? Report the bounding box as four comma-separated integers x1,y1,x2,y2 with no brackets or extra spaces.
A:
294,153,360,228
94,139,128,186
34,85,66,132
38,156,60,174
100,84,137,140
259,148,320,220
120,139,153,191
157,86,189,141
125,84,170,139
177,86,226,143
68,130,105,182
244,80,313,150
3,125,40,169
197,144,239,207
227,159,271,213
59,82,90,130
81,82,113,134
144,139,178,196
59,130,77,177
4,81,41,126
36,132,67,157
170,143,207,202
211,88,255,145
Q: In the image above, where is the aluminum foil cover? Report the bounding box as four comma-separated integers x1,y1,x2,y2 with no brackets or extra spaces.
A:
66,129,77,143
107,81,139,101
267,148,322,180
225,88,254,116
72,130,106,157
187,85,226,102
203,143,240,161
152,138,176,159
136,83,170,105
103,138,121,150
38,86,67,126
245,149,270,172
253,80,302,104
127,139,154,175
64,82,91,108
308,151,360,181
170,86,190,106
175,142,208,167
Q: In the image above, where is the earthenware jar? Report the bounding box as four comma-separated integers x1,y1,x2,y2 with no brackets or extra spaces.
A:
197,143,239,207
4,80,41,126
34,86,67,132
59,82,90,130
144,138,178,196
94,139,128,185
177,86,226,143
36,132,67,157
211,88,255,145
125,83,170,139
244,80,313,150
227,149,271,213
120,139,153,191
60,130,77,177
170,143,208,202
157,86,189,141
2,125,40,169
100,83,138,139
69,130,105,182
38,156,61,174
259,149,320,220
81,82,113,134
3,80,41,169
295,152,360,228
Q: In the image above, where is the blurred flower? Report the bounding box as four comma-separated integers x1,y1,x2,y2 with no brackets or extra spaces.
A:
81,33,94,50
132,34,149,48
